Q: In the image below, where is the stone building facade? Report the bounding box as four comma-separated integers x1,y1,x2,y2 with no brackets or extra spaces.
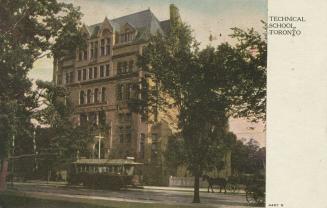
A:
53,5,180,174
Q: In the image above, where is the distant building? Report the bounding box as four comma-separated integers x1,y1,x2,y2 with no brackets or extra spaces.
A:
53,5,182,184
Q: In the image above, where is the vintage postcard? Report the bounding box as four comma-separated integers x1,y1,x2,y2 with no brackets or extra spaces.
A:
1,0,322,207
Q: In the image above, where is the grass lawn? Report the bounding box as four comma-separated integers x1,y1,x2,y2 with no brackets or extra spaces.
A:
0,191,206,208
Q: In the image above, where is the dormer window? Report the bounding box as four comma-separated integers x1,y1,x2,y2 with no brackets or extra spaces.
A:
119,32,134,43
119,26,135,43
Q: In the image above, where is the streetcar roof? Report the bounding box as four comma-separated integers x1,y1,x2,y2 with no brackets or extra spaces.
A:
73,158,143,165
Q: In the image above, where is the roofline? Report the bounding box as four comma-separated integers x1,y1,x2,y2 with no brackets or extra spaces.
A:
111,8,151,22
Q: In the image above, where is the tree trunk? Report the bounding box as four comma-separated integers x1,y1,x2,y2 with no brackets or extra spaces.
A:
0,159,8,192
192,173,200,203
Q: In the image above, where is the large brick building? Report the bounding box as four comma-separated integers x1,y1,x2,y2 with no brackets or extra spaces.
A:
53,5,181,173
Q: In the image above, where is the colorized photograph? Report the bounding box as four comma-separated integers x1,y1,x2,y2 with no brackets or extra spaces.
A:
0,0,267,207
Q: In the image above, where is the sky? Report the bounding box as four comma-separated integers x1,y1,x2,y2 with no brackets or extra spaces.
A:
28,0,267,146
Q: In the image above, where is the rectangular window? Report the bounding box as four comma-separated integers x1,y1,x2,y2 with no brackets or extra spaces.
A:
126,132,131,143
140,134,145,158
126,113,132,123
99,111,106,126
82,69,86,80
57,74,62,85
83,50,87,60
120,34,125,43
69,71,74,83
93,66,97,78
106,38,110,55
152,133,158,143
128,60,134,72
89,112,97,126
100,65,104,77
125,83,131,100
65,72,69,83
123,62,127,73
80,113,87,126
105,64,110,77
88,68,93,79
90,42,94,58
119,127,124,143
151,133,158,160
94,41,98,58
77,70,81,81
78,51,82,61
117,62,122,74
118,113,124,123
117,84,123,100
100,39,105,56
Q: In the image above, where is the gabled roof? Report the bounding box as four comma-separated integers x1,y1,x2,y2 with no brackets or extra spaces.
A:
160,20,171,34
86,9,170,40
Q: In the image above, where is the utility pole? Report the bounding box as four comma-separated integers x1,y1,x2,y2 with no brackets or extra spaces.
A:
33,130,37,172
95,133,104,159
11,135,15,187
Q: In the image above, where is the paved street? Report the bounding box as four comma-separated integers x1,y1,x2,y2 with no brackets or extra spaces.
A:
4,182,253,208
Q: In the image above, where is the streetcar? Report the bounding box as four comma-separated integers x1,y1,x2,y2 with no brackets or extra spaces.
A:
68,158,143,189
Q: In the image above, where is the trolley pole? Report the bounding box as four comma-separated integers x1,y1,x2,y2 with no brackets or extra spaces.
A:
95,134,104,159
11,135,15,187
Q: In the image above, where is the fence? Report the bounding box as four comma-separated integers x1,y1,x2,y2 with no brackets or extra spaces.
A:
168,176,208,188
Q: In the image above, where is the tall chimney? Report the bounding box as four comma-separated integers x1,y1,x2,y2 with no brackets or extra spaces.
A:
170,4,181,26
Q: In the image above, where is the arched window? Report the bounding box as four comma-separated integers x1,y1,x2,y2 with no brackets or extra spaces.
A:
101,87,106,103
80,90,85,105
94,88,99,103
87,89,92,104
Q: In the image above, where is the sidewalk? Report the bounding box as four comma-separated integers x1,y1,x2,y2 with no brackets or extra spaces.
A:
14,180,245,194
1,181,251,208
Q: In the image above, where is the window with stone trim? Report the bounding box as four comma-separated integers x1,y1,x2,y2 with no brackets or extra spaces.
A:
77,70,81,81
83,50,87,60
117,60,134,74
69,71,74,83
65,72,69,84
94,41,98,58
100,65,104,77
140,133,145,159
151,133,159,160
101,87,106,102
117,84,124,101
87,89,92,104
128,60,134,72
105,64,110,77
94,88,99,103
80,113,87,126
89,68,93,79
93,66,98,78
100,39,105,56
82,68,87,80
106,38,110,55
79,90,85,105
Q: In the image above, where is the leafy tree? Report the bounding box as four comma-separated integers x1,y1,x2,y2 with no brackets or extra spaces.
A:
34,81,95,180
138,19,266,203
0,0,84,190
231,138,265,175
